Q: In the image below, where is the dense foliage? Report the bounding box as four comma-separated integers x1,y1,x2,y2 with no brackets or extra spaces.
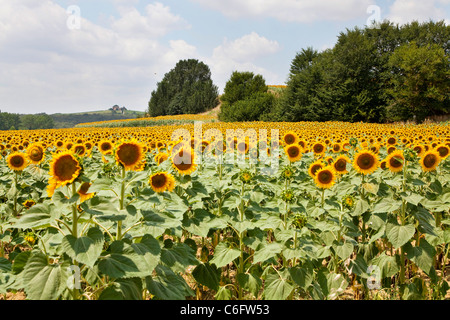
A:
148,59,219,117
265,20,449,123
218,71,274,122
0,121,449,300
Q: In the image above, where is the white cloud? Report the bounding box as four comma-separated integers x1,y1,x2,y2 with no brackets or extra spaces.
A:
206,32,282,91
192,0,372,22
387,0,449,24
0,0,194,113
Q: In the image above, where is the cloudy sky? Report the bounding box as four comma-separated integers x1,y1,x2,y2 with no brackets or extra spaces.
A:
0,0,448,115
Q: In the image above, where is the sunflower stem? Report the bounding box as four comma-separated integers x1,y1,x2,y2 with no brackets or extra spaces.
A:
71,182,78,238
117,165,126,240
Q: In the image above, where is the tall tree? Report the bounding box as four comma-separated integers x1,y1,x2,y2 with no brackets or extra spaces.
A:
148,59,219,116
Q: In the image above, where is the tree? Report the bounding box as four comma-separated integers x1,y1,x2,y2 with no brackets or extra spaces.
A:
148,59,219,116
20,113,54,130
386,41,449,122
218,71,273,122
0,112,21,130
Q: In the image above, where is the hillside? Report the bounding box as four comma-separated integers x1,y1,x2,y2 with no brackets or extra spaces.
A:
50,109,146,128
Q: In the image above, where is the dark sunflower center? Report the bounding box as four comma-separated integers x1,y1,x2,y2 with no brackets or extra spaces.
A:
318,170,332,184
313,144,324,153
29,148,43,161
389,156,403,168
387,138,396,145
357,153,374,169
173,150,194,171
101,142,112,151
287,146,300,157
284,134,295,144
152,174,167,188
11,155,25,167
334,159,347,171
423,154,437,168
117,144,140,165
311,164,322,176
437,147,448,157
54,155,78,181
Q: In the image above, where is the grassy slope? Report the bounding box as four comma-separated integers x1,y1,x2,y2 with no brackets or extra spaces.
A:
50,109,146,128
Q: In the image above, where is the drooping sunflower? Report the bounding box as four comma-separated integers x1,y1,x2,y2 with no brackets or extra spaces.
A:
22,199,36,209
149,172,176,193
385,150,405,173
352,149,379,175
419,150,441,172
172,147,197,175
77,182,95,203
332,155,350,175
26,142,45,165
314,166,337,189
284,144,302,162
7,152,29,172
154,152,169,165
48,151,82,187
115,139,146,171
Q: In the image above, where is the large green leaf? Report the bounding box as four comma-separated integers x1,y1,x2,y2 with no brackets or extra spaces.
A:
98,236,161,278
370,252,399,278
99,278,143,300
14,203,59,229
334,241,354,260
0,257,11,273
237,272,262,298
404,240,436,275
61,227,104,267
146,265,194,300
263,272,294,300
253,242,284,264
289,262,314,290
192,262,220,291
210,242,241,268
160,243,198,273
386,222,415,249
22,252,70,300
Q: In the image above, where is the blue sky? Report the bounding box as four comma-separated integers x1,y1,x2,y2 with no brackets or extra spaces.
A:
0,0,448,114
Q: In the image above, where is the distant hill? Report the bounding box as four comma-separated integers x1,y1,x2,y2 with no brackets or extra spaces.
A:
50,109,146,128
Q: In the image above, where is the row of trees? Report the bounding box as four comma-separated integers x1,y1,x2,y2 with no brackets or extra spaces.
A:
149,20,448,124
0,112,54,131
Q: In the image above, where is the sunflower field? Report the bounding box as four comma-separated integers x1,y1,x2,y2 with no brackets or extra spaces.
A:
0,120,449,300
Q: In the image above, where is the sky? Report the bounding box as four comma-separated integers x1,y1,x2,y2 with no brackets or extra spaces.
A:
0,0,448,115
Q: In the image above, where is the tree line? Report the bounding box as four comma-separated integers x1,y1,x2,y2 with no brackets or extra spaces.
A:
149,20,449,124
0,112,54,131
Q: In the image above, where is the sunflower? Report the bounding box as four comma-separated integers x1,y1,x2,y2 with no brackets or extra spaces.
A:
115,139,146,171
332,155,350,175
7,152,29,172
284,144,302,162
332,143,342,153
435,144,449,160
72,143,88,157
149,172,176,193
412,144,425,157
314,166,337,189
385,150,405,173
26,142,45,165
308,160,324,178
282,131,299,146
98,140,114,155
48,151,82,187
172,147,197,175
353,149,379,175
312,142,326,156
419,150,441,172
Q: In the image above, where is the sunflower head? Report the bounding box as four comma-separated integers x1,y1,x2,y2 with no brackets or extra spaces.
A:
284,144,302,162
239,169,253,184
308,160,324,178
26,142,45,165
98,140,114,155
314,166,337,189
115,139,146,171
353,149,379,176
171,147,197,175
420,150,441,172
342,194,356,210
291,213,307,229
385,150,405,173
333,155,350,175
77,182,95,203
283,131,299,146
149,172,176,193
48,151,82,187
280,165,295,180
7,152,29,172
